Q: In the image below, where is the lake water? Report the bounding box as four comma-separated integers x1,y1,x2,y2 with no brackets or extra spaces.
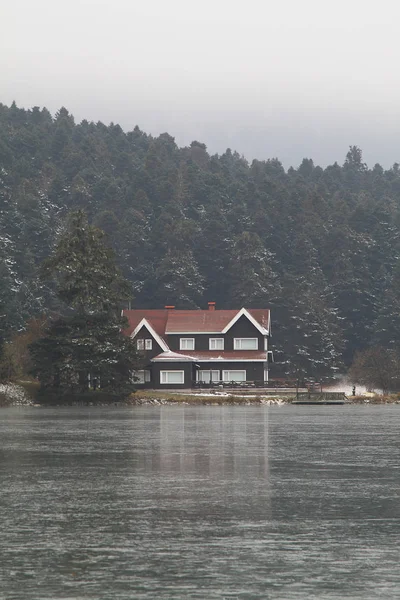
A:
0,405,399,600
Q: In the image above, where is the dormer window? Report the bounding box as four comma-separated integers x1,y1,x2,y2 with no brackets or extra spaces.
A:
137,339,144,350
180,338,195,350
234,338,258,350
209,338,224,350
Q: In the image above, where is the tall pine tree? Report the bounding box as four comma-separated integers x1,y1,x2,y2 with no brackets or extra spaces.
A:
30,211,139,396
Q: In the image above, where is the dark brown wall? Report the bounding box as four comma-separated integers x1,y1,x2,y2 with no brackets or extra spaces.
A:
224,316,264,350
167,315,266,351
167,334,210,351
133,325,164,360
195,361,265,382
150,361,194,389
138,360,267,388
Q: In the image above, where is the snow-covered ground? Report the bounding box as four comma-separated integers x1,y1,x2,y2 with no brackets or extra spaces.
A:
135,396,286,406
0,383,33,405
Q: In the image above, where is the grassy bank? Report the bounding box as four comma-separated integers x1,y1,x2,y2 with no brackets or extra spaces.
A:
129,391,400,405
351,394,400,404
128,390,287,405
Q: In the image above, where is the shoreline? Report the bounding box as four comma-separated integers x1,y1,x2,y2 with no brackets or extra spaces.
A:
1,383,400,407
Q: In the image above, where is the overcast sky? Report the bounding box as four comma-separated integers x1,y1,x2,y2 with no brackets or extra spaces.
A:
2,0,400,168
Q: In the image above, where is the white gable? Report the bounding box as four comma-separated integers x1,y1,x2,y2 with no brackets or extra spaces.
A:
221,308,269,335
130,318,169,352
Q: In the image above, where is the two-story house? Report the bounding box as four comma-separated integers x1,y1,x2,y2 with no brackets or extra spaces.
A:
122,303,271,389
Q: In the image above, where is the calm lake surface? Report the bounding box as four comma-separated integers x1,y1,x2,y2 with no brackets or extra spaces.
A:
0,405,399,600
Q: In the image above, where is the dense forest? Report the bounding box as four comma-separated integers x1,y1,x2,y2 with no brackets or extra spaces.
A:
1,101,400,379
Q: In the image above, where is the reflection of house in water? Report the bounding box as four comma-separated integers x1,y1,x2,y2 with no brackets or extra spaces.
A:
157,407,271,487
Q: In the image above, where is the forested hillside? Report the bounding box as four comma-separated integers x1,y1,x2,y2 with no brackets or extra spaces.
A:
1,101,400,378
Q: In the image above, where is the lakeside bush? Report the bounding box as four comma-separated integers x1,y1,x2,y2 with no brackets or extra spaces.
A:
0,391,11,407
36,389,131,405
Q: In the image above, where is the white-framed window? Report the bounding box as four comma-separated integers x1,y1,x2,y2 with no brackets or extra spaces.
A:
136,339,144,350
264,337,268,351
145,339,153,350
197,370,220,383
222,370,246,382
180,338,195,350
234,338,258,350
209,338,224,350
133,370,151,383
160,370,185,384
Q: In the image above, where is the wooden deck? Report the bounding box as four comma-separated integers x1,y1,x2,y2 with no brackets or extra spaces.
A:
292,392,348,405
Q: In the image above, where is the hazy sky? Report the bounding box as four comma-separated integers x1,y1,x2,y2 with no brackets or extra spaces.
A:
2,0,400,167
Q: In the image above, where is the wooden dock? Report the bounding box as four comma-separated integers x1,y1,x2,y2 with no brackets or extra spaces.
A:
292,392,348,405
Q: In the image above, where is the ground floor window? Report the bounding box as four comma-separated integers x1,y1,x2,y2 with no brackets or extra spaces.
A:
133,370,151,383
160,370,185,384
197,370,220,383
222,370,246,382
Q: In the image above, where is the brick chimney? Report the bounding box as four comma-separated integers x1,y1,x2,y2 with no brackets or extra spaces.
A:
208,302,216,311
165,305,175,309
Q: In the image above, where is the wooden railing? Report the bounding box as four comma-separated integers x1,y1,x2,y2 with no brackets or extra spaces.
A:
193,380,299,389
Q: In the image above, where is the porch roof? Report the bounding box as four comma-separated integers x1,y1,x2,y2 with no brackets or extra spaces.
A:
151,350,268,362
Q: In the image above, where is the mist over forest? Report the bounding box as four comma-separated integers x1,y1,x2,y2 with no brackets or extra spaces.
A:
1,102,400,378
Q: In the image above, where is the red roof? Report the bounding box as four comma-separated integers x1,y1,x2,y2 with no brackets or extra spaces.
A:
121,309,169,338
247,309,271,331
165,310,233,333
151,350,268,362
122,308,270,337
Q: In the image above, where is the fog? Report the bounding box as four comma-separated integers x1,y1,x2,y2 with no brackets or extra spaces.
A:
2,0,400,167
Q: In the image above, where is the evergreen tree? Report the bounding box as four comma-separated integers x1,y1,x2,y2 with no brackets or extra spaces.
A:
30,211,139,396
373,262,400,348
154,249,204,308
227,232,281,308
0,294,6,381
279,273,344,379
41,210,131,313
